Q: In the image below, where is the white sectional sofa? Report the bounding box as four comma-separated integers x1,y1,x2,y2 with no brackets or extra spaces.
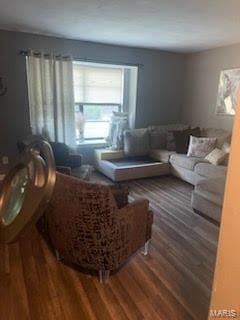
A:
150,126,230,223
95,125,231,223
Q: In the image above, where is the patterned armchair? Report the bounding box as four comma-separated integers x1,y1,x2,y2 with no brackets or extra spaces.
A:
18,140,82,174
44,173,153,282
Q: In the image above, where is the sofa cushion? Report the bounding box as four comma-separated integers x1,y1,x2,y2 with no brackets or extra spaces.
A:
149,131,166,149
95,149,124,161
124,128,150,157
195,177,225,206
150,149,176,163
148,124,189,132
194,163,227,179
187,136,216,158
166,125,190,151
148,124,189,151
166,132,177,151
205,148,228,165
173,127,201,154
201,128,231,148
170,153,207,171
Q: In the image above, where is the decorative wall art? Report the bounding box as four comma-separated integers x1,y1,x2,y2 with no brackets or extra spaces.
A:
216,68,240,116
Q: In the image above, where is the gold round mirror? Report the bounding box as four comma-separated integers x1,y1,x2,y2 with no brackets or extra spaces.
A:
0,138,56,243
1,166,29,226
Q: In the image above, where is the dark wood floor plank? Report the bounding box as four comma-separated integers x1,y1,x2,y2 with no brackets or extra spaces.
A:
92,276,131,320
107,275,144,320
150,230,213,293
78,274,114,320
128,260,193,320
9,242,31,320
19,231,50,320
41,238,90,320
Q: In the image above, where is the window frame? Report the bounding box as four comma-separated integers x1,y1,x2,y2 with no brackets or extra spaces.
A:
75,102,122,141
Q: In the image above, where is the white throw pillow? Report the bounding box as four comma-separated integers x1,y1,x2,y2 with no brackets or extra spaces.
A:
205,148,227,165
222,142,231,153
187,136,216,158
107,112,129,150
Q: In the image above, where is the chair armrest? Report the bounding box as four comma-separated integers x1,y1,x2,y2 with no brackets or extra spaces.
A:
121,198,149,213
98,198,153,270
56,166,72,175
68,154,82,168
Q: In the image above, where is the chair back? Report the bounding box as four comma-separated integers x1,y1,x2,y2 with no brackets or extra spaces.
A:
45,173,118,270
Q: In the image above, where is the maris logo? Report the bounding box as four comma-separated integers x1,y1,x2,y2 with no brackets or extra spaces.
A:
209,309,238,318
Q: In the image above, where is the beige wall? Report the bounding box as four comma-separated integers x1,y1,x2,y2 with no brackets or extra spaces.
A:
182,44,240,131
209,97,240,317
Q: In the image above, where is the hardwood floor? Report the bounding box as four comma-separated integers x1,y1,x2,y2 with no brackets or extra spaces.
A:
0,176,219,320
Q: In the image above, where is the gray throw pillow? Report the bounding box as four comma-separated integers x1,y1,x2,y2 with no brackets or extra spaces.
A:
166,125,189,151
166,132,176,151
149,131,166,149
173,127,201,154
149,124,189,151
124,129,150,157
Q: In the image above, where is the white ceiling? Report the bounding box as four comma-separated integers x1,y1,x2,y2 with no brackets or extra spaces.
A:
1,0,240,53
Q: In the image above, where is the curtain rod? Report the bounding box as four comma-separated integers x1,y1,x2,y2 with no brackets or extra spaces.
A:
20,50,143,67
74,57,143,68
20,50,70,59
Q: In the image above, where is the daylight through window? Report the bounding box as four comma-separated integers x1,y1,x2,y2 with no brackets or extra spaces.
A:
73,62,124,141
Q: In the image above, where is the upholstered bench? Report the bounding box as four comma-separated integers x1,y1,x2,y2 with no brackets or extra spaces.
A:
95,149,169,181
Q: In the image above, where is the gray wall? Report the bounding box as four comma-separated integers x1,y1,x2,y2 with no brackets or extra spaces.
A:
0,30,185,171
182,44,240,131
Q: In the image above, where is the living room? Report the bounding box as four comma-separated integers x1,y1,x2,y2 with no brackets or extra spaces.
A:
0,1,240,319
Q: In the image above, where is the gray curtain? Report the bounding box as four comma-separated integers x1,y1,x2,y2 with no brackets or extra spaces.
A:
26,51,76,146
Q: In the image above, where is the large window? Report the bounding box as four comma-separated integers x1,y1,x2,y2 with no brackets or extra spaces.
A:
73,62,124,142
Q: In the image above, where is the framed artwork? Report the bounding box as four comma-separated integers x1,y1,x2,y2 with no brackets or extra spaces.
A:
216,68,240,116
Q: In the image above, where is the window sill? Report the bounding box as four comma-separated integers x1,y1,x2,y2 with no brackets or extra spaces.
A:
76,139,107,148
